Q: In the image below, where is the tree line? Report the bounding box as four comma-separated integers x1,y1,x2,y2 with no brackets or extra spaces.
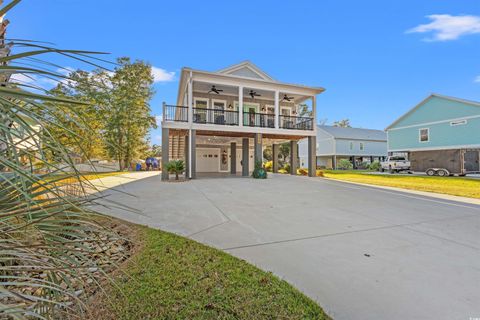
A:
46,57,157,170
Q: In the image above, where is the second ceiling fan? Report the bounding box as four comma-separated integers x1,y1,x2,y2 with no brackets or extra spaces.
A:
248,90,261,99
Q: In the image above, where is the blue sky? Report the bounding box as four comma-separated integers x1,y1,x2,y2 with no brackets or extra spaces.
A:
9,0,480,144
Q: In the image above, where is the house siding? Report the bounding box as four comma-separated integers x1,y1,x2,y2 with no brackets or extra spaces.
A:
393,96,480,128
387,96,480,151
335,139,387,156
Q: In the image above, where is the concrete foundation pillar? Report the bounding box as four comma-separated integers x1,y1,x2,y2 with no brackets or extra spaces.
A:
272,144,279,173
242,138,249,176
161,128,169,181
308,136,316,177
290,140,298,175
184,134,189,179
352,156,356,169
230,142,236,174
254,133,262,166
332,155,337,170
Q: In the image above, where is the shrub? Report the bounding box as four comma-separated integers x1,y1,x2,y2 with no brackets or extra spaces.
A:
337,159,353,170
253,160,267,179
316,169,324,177
358,161,370,170
264,160,273,172
297,168,308,176
278,169,288,174
166,160,185,180
368,161,381,171
283,163,291,172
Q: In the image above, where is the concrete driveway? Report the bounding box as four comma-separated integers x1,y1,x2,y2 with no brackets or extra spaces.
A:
96,172,480,320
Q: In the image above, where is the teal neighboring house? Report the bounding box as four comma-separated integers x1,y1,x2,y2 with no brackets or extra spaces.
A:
386,94,480,152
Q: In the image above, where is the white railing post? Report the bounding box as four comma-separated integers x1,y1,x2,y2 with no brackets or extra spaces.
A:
274,90,279,129
238,86,243,127
187,74,193,125
162,102,166,122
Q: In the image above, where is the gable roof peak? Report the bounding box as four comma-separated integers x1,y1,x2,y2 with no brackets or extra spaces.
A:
385,93,480,130
216,61,275,81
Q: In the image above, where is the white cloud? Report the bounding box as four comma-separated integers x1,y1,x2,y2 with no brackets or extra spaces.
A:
151,66,175,82
10,73,36,84
407,14,480,41
155,115,163,125
475,76,480,83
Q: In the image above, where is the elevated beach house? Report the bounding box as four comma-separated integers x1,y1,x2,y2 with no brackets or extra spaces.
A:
161,61,324,179
386,94,480,173
298,125,387,169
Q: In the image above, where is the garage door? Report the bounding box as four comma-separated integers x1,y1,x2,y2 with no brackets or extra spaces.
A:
197,148,219,172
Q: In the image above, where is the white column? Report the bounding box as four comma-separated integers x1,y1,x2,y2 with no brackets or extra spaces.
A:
187,73,193,125
274,90,279,129
238,86,243,127
312,95,317,132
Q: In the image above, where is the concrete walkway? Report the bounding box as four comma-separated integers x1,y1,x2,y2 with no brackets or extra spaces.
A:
95,172,480,320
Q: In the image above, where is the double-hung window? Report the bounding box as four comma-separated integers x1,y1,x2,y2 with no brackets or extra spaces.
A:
419,128,429,142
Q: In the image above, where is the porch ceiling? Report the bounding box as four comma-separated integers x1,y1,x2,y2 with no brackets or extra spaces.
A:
193,81,310,103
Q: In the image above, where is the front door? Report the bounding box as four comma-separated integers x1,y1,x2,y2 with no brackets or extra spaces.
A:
464,150,480,172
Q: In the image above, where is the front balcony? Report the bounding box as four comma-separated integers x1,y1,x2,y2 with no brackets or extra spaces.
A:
163,104,313,130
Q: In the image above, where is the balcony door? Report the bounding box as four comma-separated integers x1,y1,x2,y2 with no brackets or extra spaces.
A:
212,99,226,125
194,98,208,123
242,102,259,126
281,107,292,128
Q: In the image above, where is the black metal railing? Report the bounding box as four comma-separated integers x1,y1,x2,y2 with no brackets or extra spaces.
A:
243,112,275,128
162,104,313,130
163,105,188,122
279,115,314,130
193,108,239,126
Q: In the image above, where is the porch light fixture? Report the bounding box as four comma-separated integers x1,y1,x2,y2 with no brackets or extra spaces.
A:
228,104,233,109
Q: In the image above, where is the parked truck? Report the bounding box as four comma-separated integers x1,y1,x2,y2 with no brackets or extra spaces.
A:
409,149,480,176
380,156,411,173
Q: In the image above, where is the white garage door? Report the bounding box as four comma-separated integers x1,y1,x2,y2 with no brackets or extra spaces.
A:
196,148,220,172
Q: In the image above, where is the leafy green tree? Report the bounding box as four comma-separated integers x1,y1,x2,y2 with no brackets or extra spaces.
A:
47,70,108,161
263,145,272,161
105,58,157,169
50,58,157,169
297,103,312,117
279,142,290,163
333,119,351,128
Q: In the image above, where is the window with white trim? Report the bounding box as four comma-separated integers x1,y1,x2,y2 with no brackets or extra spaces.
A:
419,128,429,142
359,142,364,151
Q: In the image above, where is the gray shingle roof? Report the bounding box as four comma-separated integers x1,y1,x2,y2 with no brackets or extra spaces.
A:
318,125,387,141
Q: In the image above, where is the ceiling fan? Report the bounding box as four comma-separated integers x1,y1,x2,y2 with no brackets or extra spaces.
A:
208,85,223,94
281,94,294,102
248,90,261,99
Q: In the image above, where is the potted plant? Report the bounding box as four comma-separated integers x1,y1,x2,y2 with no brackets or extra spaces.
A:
252,160,267,179
166,160,185,180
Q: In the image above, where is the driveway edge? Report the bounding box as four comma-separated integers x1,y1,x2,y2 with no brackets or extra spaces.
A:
321,177,480,206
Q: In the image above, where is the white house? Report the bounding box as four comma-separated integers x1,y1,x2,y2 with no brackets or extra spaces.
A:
298,125,387,169
161,61,325,179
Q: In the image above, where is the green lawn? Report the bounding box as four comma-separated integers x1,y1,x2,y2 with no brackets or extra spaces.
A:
323,170,480,199
94,226,329,320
